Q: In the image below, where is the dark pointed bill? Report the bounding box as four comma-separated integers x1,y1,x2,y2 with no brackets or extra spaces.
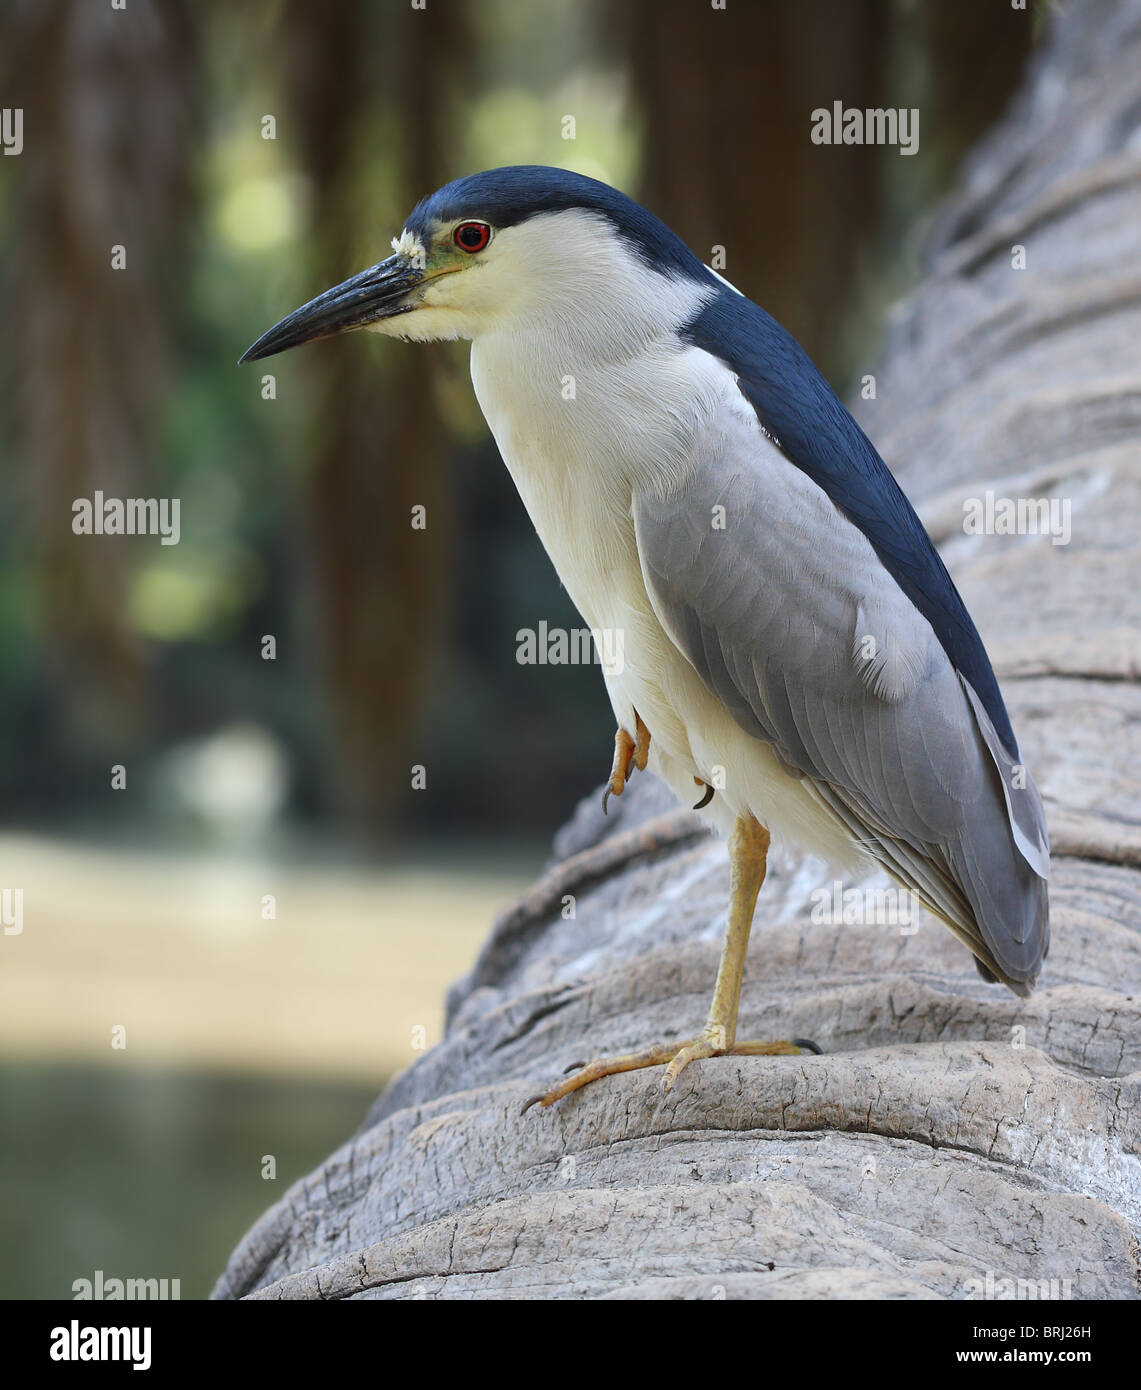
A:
239,254,423,363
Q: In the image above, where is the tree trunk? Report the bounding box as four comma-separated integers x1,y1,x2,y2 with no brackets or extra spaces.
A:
285,0,467,828
5,0,195,755
215,0,1141,1300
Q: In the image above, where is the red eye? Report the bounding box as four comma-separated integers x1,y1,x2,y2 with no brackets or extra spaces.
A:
454,221,491,253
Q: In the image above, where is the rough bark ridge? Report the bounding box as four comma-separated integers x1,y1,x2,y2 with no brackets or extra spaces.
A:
216,0,1141,1299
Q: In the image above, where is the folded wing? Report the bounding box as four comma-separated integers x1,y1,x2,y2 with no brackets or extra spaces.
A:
633,393,1049,992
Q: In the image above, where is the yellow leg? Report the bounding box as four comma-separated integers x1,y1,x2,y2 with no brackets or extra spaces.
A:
523,813,818,1111
662,814,770,1086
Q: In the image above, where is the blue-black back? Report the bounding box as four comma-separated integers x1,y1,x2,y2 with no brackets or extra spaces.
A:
682,290,1020,758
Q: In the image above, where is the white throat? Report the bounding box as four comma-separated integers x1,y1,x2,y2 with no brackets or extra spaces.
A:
462,213,727,626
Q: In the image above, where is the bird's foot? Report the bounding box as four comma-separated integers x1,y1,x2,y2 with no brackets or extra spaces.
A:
522,1028,820,1111
602,712,650,813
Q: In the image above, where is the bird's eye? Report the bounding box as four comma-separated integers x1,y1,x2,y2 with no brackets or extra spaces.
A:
454,221,492,253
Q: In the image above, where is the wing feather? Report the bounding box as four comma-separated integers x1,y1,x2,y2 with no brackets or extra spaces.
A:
633,397,1049,991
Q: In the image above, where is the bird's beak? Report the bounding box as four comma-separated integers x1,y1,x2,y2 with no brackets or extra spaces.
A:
239,254,424,363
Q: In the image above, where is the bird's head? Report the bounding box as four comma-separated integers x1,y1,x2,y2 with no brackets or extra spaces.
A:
240,165,717,362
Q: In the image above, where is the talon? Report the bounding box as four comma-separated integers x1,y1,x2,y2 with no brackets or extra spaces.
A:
562,1059,587,1074
692,776,714,810
602,716,652,813
792,1037,823,1055
604,727,636,811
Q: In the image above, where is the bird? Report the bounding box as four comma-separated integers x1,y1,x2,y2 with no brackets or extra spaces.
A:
241,165,1050,1109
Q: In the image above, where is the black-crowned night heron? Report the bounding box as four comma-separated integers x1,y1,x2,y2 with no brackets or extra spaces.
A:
242,165,1050,1109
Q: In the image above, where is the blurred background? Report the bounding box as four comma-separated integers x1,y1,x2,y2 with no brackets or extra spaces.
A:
0,0,1042,1298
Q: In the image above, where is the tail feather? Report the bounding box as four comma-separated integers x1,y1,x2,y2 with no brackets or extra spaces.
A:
806,754,1050,994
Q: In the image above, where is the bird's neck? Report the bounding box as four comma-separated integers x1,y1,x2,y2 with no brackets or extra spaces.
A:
470,301,723,489
467,314,732,625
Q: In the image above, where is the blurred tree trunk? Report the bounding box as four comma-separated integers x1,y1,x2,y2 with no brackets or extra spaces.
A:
624,0,1031,381
284,0,467,829
216,0,1141,1300
4,0,195,758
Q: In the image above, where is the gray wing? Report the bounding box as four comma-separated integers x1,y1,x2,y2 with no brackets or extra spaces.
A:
632,406,1049,992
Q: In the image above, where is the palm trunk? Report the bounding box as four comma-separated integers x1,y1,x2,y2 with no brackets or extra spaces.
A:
216,0,1141,1300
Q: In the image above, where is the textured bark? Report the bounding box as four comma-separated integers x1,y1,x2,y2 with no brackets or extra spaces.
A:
216,0,1141,1300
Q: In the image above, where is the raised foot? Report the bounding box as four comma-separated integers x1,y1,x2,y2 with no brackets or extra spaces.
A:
522,1031,821,1111
602,713,650,813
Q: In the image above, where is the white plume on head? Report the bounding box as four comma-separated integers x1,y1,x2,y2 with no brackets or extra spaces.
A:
390,228,426,260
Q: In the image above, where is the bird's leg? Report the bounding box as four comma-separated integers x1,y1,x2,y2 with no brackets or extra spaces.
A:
523,813,817,1111
602,712,650,812
661,814,779,1086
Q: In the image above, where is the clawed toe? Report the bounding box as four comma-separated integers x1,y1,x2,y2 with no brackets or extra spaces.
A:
524,1032,819,1111
601,713,650,813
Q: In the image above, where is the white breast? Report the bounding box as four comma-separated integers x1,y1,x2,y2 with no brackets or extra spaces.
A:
469,324,853,870
462,224,873,870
